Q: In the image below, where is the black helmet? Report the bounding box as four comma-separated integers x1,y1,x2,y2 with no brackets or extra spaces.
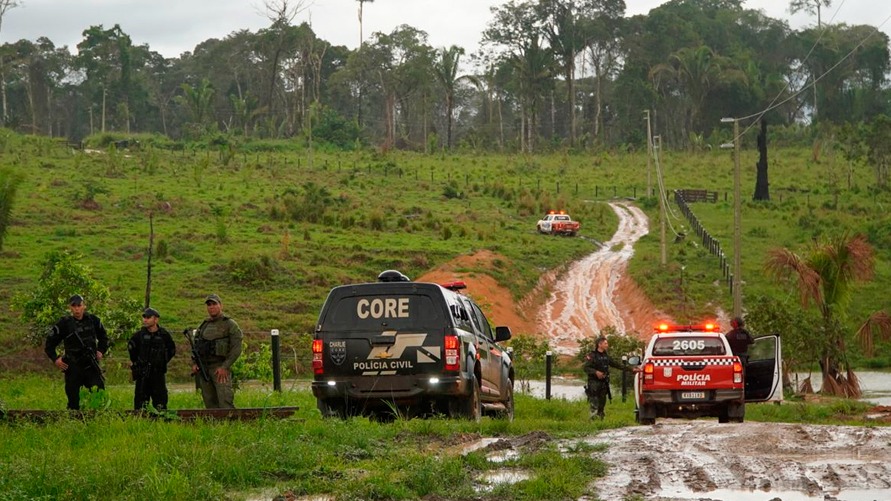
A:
378,270,411,282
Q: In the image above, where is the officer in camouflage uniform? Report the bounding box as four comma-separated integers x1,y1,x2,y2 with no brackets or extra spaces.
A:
44,294,109,410
583,336,638,420
127,307,176,410
192,294,243,409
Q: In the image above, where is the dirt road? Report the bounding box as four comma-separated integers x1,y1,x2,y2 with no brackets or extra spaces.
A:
527,201,891,500
537,202,650,354
588,420,891,501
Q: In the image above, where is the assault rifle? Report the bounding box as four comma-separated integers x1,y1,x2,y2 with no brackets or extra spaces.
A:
71,328,105,385
183,329,211,382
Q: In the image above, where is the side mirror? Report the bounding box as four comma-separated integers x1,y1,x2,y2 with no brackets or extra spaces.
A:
626,355,641,366
494,326,512,342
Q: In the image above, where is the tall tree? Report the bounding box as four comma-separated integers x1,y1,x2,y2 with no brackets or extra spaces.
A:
0,0,22,125
76,24,134,133
357,0,374,46
789,0,832,28
259,0,308,125
765,233,891,397
483,0,555,153
536,0,584,146
579,0,626,144
431,45,475,150
649,45,746,140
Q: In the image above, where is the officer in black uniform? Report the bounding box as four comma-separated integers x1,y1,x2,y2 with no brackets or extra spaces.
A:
127,307,176,410
726,316,754,364
583,336,639,420
44,294,109,410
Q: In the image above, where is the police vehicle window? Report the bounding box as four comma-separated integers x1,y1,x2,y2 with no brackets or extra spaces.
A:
652,337,726,356
461,298,485,335
322,294,442,332
469,302,494,341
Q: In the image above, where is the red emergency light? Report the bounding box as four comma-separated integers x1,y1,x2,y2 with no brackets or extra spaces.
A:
441,281,467,291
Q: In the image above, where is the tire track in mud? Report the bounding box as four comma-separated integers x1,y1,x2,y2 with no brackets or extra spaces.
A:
537,202,649,354
586,421,891,500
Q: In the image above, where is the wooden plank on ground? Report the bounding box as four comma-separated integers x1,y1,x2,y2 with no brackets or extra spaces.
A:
1,407,299,422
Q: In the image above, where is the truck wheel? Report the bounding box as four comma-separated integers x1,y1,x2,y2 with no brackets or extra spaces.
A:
496,383,514,421
450,375,481,422
317,398,347,419
537,225,545,234
728,402,745,423
638,404,656,425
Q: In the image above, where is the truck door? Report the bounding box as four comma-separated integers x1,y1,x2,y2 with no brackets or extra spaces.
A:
744,334,783,402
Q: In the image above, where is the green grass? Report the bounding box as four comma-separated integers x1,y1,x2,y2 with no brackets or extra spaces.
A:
1,133,890,374
1,374,886,501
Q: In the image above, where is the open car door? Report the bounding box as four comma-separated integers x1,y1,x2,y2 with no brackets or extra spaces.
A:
745,334,783,402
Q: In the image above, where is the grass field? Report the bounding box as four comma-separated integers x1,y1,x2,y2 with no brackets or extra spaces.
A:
1,131,890,375
0,374,884,501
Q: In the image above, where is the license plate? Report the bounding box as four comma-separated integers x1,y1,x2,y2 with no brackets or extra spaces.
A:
681,392,705,400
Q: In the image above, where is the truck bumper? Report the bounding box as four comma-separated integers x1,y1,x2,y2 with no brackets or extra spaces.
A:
642,389,743,404
312,374,471,402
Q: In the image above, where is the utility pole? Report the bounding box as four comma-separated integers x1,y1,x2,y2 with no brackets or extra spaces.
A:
721,117,743,317
654,135,666,266
644,110,652,197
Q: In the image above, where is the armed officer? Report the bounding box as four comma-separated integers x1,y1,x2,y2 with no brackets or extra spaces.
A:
127,307,176,410
192,294,243,409
726,316,754,364
44,294,109,410
583,336,639,420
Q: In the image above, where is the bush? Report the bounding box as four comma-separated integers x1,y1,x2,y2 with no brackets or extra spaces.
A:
227,255,285,286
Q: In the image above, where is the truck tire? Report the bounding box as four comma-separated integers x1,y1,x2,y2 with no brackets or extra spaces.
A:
450,375,481,422
638,404,656,425
317,398,347,419
496,382,514,421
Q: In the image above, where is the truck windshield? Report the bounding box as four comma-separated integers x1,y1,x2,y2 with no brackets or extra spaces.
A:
652,336,726,356
321,294,444,332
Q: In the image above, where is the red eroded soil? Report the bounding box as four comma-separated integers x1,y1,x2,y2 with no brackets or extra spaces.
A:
417,202,662,351
416,252,662,347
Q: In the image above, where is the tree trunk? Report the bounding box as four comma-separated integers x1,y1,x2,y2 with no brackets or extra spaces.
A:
754,119,770,201
1,68,7,126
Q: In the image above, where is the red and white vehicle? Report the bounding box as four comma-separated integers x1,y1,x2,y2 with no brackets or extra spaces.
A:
630,322,782,425
536,210,580,236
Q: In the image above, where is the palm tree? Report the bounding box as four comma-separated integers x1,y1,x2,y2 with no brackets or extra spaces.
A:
431,45,478,150
649,45,747,137
765,233,891,397
356,0,374,46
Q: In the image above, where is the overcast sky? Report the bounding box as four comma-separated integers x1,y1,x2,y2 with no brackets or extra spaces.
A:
3,0,890,58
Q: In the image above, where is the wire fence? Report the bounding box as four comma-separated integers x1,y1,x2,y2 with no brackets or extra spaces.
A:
674,189,734,297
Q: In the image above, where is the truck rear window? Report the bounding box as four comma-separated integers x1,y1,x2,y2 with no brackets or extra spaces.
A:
321,294,444,332
652,337,727,356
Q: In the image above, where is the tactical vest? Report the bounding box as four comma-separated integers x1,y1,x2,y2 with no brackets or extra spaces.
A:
64,316,99,359
588,351,612,378
196,317,233,360
136,330,168,367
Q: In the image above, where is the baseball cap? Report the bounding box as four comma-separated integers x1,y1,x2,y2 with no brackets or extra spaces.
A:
68,294,84,305
143,307,160,318
205,294,222,305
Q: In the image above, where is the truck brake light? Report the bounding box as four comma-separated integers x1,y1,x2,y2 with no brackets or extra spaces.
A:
733,360,743,384
644,362,654,383
312,339,324,375
444,335,460,371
